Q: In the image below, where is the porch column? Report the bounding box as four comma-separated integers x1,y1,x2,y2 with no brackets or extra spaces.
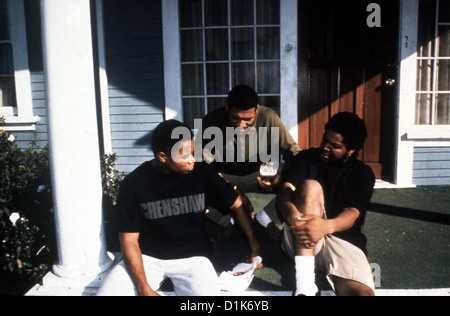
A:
280,0,298,144
395,0,418,186
40,0,113,278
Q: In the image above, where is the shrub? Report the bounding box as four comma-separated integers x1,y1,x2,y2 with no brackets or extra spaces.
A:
0,119,53,281
101,153,124,252
101,153,124,207
0,117,124,284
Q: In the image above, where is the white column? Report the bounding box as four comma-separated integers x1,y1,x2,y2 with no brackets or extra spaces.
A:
162,0,183,121
280,0,299,144
40,0,113,279
395,0,418,187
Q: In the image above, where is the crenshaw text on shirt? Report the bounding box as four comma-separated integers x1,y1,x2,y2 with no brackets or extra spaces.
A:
139,193,206,220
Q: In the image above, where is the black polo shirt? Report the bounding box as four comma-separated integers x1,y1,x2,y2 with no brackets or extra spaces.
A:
283,148,375,254
116,161,239,260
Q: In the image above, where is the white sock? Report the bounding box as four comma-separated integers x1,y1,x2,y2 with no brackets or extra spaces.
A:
294,256,318,296
255,209,272,228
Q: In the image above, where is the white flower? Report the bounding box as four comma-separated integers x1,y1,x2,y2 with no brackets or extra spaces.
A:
37,185,47,193
7,134,15,142
9,212,20,226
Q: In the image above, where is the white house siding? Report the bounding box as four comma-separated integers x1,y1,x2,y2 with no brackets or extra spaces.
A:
103,0,165,174
413,147,450,185
13,72,48,149
8,0,47,149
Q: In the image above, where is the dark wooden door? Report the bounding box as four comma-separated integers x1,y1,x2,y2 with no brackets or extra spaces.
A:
298,0,400,179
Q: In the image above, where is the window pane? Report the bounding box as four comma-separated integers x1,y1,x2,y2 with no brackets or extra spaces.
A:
181,30,203,62
256,0,280,25
439,0,450,23
417,0,436,57
0,44,13,75
179,0,202,28
415,94,433,125
206,63,229,95
259,95,280,114
436,94,450,124
205,0,227,27
182,64,204,96
0,8,9,41
257,27,279,59
232,62,255,87
437,59,450,91
257,61,280,94
179,0,281,125
205,29,228,61
231,28,254,60
207,97,227,112
417,60,434,91
231,0,253,26
183,98,205,129
438,25,450,57
0,77,16,107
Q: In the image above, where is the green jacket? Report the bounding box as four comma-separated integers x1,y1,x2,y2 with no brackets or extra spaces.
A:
201,106,301,176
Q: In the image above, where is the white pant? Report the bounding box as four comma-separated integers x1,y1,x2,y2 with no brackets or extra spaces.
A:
97,256,221,296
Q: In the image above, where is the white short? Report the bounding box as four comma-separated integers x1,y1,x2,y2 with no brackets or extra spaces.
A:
97,255,220,296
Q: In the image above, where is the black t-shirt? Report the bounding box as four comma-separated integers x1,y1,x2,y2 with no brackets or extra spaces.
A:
283,148,375,254
116,161,239,260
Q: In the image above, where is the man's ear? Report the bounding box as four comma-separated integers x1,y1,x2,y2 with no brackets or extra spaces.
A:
347,149,356,158
156,151,168,163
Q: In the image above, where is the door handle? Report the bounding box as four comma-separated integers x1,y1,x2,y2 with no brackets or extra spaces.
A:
385,79,396,86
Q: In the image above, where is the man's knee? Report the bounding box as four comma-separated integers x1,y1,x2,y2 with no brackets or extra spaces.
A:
298,180,324,196
294,180,325,216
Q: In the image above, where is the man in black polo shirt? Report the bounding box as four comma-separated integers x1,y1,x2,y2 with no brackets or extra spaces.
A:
98,120,262,296
277,112,376,296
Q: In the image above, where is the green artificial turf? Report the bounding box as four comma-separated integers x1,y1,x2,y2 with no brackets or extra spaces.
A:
364,186,450,289
211,187,450,291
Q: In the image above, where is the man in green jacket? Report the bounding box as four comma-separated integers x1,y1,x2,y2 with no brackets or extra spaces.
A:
201,85,301,237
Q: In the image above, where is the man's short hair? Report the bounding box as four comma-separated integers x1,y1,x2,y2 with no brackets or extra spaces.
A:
227,85,259,110
325,112,368,153
151,120,193,156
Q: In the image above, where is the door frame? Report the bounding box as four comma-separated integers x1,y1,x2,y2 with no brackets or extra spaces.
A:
296,0,401,180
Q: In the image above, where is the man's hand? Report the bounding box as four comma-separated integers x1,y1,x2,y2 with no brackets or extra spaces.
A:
289,215,331,248
245,235,263,268
245,256,264,270
137,284,161,297
257,173,281,193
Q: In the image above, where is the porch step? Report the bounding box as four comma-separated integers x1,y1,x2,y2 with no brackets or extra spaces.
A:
26,268,450,297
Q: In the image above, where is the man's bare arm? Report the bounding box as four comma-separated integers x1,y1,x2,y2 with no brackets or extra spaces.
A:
120,232,160,296
229,196,263,267
290,208,361,246
276,182,301,225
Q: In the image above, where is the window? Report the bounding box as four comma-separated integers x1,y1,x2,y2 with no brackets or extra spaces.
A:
416,0,450,125
0,0,17,110
0,0,38,131
179,0,281,128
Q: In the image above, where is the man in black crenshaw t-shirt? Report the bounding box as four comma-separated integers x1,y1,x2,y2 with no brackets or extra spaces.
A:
277,112,376,296
98,120,262,296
